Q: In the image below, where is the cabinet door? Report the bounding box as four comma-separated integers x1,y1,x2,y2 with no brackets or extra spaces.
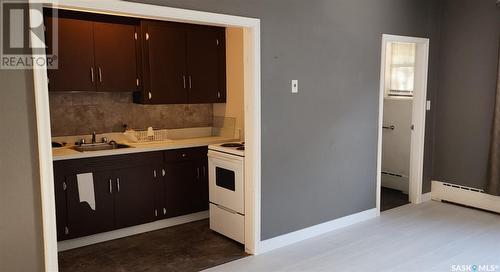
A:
142,21,188,104
164,160,198,218
53,167,68,241
45,15,96,92
65,171,114,239
113,166,156,228
94,21,138,92
194,155,209,212
186,26,226,103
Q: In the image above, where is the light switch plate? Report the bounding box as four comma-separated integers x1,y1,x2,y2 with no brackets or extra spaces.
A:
291,80,298,93
426,100,431,111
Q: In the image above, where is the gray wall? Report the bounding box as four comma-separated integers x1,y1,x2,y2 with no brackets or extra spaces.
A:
129,0,439,239
0,70,44,271
432,0,500,189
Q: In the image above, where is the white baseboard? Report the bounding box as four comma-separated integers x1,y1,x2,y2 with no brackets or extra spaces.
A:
257,208,378,254
432,180,500,214
382,173,409,194
58,211,209,251
421,192,432,202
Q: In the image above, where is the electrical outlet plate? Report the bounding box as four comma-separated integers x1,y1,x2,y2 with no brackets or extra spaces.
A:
291,80,298,93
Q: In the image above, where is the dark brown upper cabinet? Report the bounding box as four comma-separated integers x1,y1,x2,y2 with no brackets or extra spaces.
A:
138,21,188,104
45,15,96,92
93,21,138,92
187,25,226,104
137,20,226,104
45,10,139,92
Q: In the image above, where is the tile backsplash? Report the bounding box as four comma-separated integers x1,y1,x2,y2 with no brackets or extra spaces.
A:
49,92,213,136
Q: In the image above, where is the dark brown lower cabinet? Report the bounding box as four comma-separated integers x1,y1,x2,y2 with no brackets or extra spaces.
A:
158,146,209,219
65,170,115,238
53,147,209,241
113,165,157,229
163,160,198,218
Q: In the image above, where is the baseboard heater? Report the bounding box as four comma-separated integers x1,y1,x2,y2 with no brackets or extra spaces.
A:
432,180,500,214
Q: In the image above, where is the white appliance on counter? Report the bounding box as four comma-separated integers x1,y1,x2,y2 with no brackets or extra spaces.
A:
208,142,245,244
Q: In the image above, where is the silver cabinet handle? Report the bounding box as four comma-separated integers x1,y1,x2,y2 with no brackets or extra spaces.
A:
90,67,94,82
109,179,113,194
116,178,120,192
153,170,157,178
162,169,166,177
217,91,221,99
183,75,186,89
163,208,166,215
148,92,152,100
98,67,103,83
182,153,187,158
188,76,192,89
154,209,158,217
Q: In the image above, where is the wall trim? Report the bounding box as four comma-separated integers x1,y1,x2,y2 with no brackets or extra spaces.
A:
421,192,432,202
432,180,500,214
257,208,377,254
58,211,208,252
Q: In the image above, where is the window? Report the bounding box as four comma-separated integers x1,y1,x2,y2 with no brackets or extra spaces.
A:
386,42,416,98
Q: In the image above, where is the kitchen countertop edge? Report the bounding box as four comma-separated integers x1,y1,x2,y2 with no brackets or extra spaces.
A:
52,136,238,161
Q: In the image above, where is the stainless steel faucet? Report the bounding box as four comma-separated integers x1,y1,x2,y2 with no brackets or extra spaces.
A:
92,131,97,144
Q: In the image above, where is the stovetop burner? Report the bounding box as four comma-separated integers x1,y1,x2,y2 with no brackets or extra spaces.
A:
220,143,244,148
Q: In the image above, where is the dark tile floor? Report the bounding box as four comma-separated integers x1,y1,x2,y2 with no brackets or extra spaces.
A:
381,187,409,212
58,219,247,272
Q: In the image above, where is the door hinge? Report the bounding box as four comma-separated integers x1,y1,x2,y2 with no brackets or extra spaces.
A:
64,226,69,235
134,32,138,40
62,181,67,191
145,32,150,40
136,78,140,87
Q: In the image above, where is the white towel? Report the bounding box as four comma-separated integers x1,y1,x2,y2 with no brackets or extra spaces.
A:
76,173,96,210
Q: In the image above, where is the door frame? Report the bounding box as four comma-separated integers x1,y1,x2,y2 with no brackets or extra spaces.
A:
376,34,430,213
30,1,261,271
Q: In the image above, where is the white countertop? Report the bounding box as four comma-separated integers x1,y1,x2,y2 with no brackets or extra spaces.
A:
52,136,238,161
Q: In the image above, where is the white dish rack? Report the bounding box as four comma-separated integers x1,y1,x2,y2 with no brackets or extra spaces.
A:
128,128,171,143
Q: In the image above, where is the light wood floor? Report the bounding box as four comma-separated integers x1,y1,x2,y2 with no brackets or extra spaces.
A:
208,201,500,272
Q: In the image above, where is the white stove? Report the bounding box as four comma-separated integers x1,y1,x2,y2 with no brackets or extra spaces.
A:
207,142,245,244
208,142,245,157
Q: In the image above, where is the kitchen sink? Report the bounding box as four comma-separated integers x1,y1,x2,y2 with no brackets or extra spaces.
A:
72,142,131,152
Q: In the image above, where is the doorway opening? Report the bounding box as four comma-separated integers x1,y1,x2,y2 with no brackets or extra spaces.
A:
31,2,262,271
376,34,430,213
